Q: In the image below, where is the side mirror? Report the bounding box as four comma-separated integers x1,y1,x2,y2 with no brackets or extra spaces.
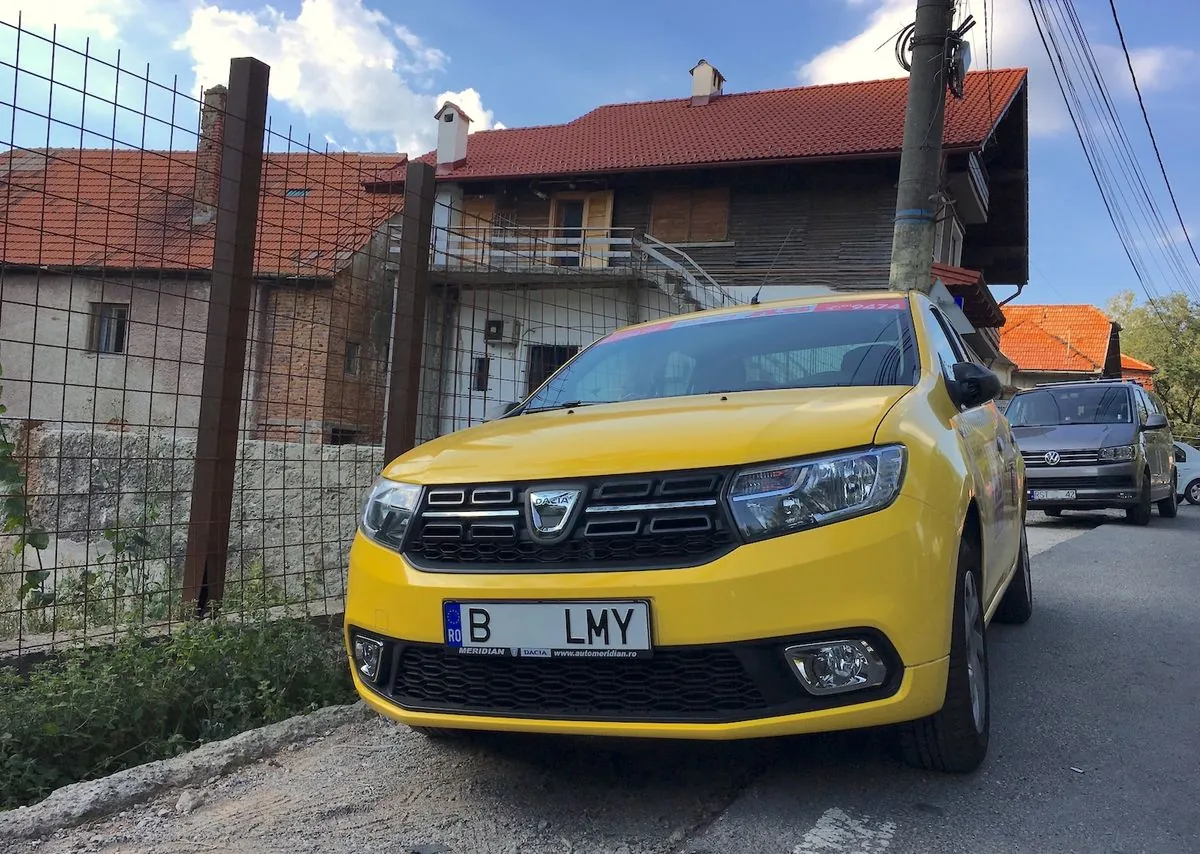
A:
948,361,1002,409
1142,412,1168,431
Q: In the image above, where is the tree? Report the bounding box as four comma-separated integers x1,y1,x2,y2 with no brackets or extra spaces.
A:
1106,290,1200,440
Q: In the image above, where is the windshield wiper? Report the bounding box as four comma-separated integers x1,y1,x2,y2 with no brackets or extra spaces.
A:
522,400,613,413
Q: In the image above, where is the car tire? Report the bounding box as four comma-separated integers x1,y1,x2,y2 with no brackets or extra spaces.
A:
1043,508,1063,518
900,536,990,774
1125,475,1153,526
995,527,1033,625
1158,474,1179,518
1187,479,1200,506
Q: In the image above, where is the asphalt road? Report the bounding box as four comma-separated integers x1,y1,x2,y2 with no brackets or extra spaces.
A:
21,505,1200,854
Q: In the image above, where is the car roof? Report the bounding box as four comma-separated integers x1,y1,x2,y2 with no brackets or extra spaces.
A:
1014,380,1136,393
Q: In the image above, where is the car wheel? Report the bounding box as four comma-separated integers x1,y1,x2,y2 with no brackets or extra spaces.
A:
900,536,989,773
1157,474,1179,518
1125,475,1153,526
1043,508,1063,518
995,527,1033,625
1187,479,1200,506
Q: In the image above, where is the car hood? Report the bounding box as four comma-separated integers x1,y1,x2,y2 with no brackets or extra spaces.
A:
382,387,912,484
1011,423,1136,451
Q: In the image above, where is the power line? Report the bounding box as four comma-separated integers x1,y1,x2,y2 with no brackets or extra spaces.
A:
1106,0,1200,274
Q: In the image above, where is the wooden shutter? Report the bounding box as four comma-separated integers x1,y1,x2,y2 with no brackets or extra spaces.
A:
688,187,729,242
582,190,614,269
649,190,692,243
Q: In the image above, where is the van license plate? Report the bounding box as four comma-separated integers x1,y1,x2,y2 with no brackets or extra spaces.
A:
443,600,652,658
1031,488,1076,501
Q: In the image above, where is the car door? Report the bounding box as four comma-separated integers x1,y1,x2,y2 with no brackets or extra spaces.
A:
922,304,1010,602
1145,389,1174,494
1134,386,1166,496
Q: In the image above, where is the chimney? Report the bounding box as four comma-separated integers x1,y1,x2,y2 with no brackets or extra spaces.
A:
193,84,227,226
434,101,472,173
690,59,725,106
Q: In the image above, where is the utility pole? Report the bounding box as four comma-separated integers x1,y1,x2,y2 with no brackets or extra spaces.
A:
888,0,957,294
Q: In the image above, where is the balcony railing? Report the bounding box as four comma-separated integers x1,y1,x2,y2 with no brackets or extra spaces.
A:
432,224,638,271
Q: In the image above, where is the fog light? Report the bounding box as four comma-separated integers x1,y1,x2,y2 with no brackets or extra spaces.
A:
784,640,888,696
352,635,384,682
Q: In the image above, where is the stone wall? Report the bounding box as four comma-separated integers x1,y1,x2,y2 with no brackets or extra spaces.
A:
15,426,384,599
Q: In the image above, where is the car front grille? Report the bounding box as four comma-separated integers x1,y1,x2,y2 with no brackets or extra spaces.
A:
401,469,738,572
1021,449,1101,467
1027,475,1135,490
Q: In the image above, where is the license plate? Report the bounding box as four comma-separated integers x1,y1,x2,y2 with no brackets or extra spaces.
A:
1030,488,1077,501
443,600,652,659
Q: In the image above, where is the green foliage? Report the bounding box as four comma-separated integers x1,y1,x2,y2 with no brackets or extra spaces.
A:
1107,290,1200,438
0,364,51,605
0,616,355,810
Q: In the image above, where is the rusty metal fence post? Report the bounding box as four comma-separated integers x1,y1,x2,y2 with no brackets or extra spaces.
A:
182,57,271,615
383,160,437,463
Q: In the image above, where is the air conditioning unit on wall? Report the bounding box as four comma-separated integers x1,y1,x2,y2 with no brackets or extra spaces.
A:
483,318,521,347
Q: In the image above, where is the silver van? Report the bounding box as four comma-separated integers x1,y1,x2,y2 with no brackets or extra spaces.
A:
1004,379,1178,524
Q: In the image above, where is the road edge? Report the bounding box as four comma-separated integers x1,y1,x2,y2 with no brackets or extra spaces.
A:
0,701,375,842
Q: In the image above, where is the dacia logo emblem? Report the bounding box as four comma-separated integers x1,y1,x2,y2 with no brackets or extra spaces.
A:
527,488,582,541
1044,451,1061,466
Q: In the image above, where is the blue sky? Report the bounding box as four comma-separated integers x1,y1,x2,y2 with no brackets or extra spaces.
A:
2,0,1198,309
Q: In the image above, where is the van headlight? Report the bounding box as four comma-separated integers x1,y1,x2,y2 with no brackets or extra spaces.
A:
727,446,906,541
1098,444,1136,462
360,478,422,550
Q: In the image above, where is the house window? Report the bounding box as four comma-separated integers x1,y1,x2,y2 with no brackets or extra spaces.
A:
527,344,580,395
473,356,490,392
649,187,730,243
328,427,359,445
89,303,128,354
344,341,361,376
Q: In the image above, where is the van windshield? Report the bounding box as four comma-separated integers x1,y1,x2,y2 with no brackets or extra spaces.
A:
520,298,919,412
1006,386,1133,427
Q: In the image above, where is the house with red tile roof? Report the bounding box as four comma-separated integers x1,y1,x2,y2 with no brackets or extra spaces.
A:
998,304,1122,389
0,86,406,443
394,61,1030,432
1120,353,1156,390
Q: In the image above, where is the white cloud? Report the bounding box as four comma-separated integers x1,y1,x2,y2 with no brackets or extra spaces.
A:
796,0,1193,137
175,0,500,155
0,0,136,39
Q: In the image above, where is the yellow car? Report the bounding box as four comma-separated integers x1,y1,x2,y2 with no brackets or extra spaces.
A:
345,289,1031,773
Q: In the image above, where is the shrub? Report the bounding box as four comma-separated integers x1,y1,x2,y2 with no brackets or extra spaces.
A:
0,616,355,810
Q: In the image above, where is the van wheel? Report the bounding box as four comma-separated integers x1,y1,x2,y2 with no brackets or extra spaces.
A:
900,536,989,773
1157,474,1179,518
1126,475,1153,526
1187,479,1200,505
995,527,1033,625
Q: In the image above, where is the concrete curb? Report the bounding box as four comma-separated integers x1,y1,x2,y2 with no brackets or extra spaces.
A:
0,700,375,842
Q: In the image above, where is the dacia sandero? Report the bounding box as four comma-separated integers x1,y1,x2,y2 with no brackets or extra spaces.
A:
345,290,1032,773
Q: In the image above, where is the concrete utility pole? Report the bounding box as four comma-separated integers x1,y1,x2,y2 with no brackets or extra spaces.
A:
888,0,957,295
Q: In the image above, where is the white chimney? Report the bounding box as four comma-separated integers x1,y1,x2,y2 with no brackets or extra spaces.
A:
435,101,472,171
690,59,725,106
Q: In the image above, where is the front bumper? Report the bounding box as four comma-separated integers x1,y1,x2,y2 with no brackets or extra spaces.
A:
343,494,956,739
1025,462,1140,508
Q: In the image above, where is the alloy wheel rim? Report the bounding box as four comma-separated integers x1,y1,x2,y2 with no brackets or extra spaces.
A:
1190,482,1200,503
964,571,986,733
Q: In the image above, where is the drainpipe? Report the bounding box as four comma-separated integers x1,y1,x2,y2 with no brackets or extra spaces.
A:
998,283,1025,308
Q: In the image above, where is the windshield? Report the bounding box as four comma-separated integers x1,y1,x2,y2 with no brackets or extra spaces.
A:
1006,386,1133,427
520,298,919,411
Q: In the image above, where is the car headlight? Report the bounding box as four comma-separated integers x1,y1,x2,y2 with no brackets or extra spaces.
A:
727,446,906,541
1098,445,1136,462
360,478,422,550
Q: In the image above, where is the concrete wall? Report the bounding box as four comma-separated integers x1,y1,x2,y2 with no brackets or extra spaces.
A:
12,426,383,600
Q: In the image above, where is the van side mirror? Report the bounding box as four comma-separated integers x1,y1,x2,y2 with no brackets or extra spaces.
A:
948,362,1002,409
1142,412,1168,431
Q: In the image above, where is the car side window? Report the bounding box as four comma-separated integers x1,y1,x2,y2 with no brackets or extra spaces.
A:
1133,387,1150,424
922,306,964,379
1175,444,1188,463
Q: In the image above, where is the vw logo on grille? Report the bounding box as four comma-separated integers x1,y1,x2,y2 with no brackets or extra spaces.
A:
527,488,582,542
1044,451,1061,466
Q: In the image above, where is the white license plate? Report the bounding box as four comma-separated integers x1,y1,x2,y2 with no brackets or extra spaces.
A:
1031,488,1077,501
442,600,652,659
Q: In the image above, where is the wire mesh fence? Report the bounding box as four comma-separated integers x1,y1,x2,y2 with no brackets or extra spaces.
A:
0,18,737,662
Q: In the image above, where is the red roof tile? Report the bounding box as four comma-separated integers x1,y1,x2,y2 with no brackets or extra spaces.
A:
385,69,1026,183
1120,353,1155,372
999,304,1115,372
0,148,405,277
